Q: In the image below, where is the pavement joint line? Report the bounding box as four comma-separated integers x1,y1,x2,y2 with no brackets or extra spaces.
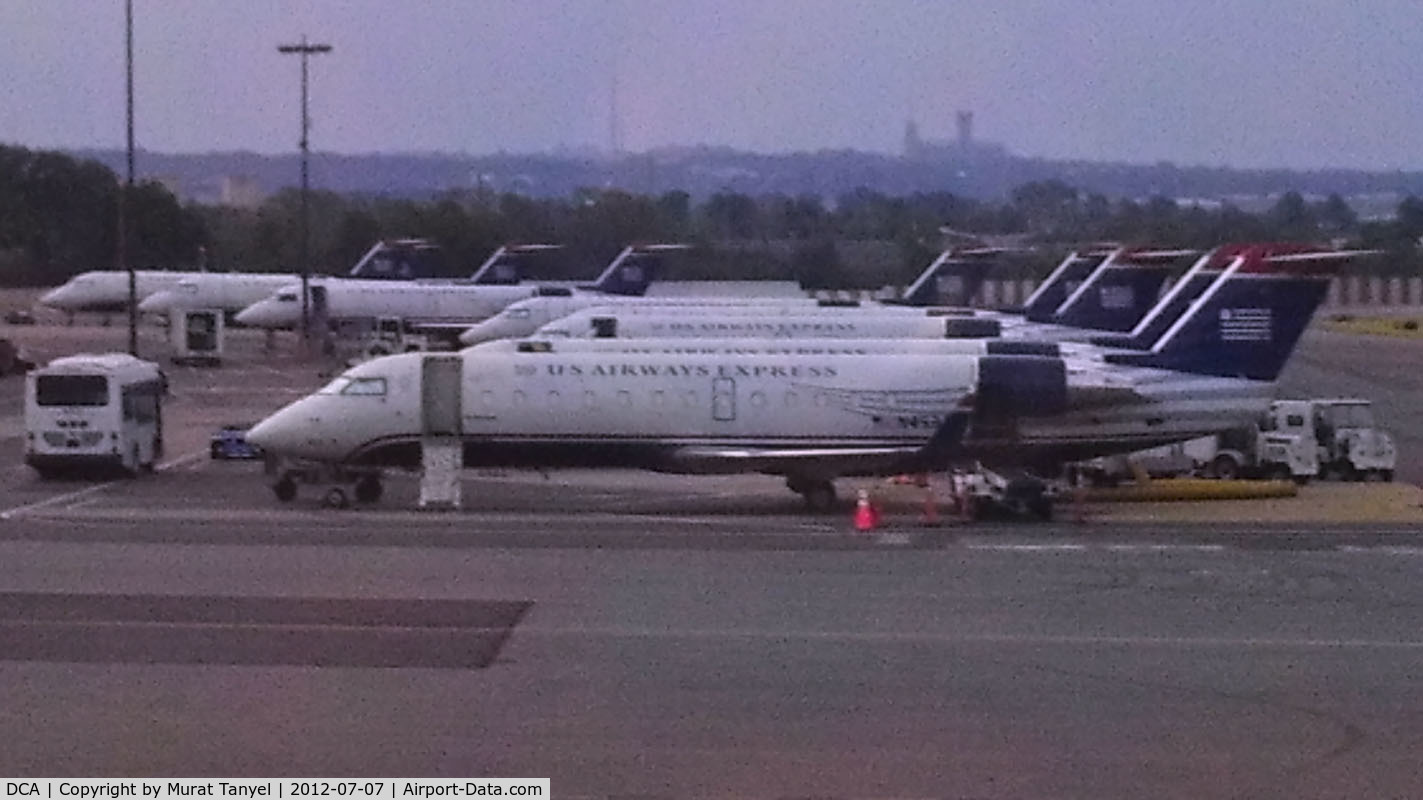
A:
0,449,204,521
514,626,1423,649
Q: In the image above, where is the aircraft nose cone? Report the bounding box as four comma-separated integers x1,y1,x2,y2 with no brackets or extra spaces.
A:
245,409,296,454
38,287,67,308
234,303,267,327
458,324,487,346
137,291,170,313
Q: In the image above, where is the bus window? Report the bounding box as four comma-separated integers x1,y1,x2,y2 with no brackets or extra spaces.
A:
36,375,108,406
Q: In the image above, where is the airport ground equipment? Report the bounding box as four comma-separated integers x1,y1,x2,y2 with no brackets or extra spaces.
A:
950,466,1060,521
24,353,165,478
210,423,264,460
336,316,432,367
1307,398,1396,481
1078,398,1395,485
169,308,223,366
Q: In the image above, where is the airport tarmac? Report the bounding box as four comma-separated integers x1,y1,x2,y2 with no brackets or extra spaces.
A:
0,315,1421,795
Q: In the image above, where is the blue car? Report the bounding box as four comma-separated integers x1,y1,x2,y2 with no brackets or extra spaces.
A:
210,423,264,460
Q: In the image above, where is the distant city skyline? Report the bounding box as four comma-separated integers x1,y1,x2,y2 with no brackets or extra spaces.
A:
2,0,1421,170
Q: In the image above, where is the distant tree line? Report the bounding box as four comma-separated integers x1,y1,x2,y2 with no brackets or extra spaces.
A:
4,146,1423,289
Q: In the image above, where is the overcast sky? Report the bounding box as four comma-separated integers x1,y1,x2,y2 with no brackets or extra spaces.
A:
1,0,1419,169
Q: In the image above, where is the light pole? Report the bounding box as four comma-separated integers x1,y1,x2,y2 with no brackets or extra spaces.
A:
277,36,331,341
121,0,136,356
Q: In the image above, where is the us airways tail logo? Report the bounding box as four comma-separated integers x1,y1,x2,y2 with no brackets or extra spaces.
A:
1099,285,1134,310
1219,307,1272,341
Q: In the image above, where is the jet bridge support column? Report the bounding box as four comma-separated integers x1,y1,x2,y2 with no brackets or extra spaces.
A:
418,354,463,509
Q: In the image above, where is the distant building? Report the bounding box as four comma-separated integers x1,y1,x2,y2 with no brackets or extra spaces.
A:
903,111,1007,162
219,175,265,209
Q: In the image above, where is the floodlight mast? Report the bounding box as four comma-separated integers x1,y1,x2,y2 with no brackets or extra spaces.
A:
122,0,137,355
277,37,332,343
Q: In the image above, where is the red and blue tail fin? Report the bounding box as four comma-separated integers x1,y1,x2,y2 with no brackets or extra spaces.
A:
1020,251,1109,321
1091,243,1329,350
1103,245,1369,380
1052,247,1195,332
893,248,1002,306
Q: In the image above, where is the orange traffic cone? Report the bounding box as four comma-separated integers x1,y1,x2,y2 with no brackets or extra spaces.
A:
853,488,878,532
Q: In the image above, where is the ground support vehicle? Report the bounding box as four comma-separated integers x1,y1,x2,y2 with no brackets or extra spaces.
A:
949,465,1061,521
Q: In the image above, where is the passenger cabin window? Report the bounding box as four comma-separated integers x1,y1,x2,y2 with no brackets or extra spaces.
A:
35,375,109,406
1286,414,1306,428
340,377,387,396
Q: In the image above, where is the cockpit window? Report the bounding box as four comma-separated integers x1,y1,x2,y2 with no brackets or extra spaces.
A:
507,308,531,319
340,377,388,396
317,377,351,395
277,293,298,302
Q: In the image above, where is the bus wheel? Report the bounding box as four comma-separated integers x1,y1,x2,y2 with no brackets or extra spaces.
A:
272,477,298,503
354,476,383,504
323,486,351,509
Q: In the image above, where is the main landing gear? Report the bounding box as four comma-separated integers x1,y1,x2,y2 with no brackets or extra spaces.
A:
269,462,384,509
787,476,837,513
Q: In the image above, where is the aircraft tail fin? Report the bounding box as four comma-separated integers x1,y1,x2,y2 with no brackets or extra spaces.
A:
467,244,563,284
892,247,1009,307
1104,245,1373,380
347,239,447,280
1051,247,1194,332
1019,251,1107,321
581,244,686,296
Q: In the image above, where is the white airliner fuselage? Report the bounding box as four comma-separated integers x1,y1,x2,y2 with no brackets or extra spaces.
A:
137,273,305,316
39,270,212,313
235,280,543,329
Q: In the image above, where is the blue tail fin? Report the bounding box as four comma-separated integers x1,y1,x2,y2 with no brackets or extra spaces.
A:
347,239,447,280
1103,245,1355,380
467,243,563,284
580,244,684,296
894,249,996,306
1021,251,1107,321
1051,247,1193,332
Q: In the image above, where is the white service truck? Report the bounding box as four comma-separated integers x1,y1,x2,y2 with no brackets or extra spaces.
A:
1080,398,1394,484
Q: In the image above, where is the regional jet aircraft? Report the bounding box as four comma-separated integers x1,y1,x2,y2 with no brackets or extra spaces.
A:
529,245,1196,343
41,238,457,316
245,243,1363,509
136,241,560,317
233,244,661,338
457,246,1015,346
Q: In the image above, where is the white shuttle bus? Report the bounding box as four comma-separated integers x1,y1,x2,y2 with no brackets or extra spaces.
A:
24,353,165,478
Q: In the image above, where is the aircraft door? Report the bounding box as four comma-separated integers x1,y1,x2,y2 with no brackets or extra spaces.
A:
310,285,329,329
712,377,736,422
421,354,463,435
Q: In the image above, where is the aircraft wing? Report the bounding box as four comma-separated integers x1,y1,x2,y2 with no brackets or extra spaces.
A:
665,444,930,476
